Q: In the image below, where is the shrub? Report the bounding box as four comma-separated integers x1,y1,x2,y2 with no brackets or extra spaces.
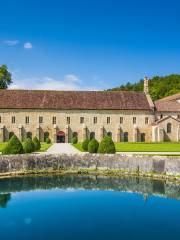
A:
2,135,24,155
88,138,99,153
98,136,116,154
46,137,51,144
33,136,41,151
71,136,78,144
82,139,90,151
23,138,35,153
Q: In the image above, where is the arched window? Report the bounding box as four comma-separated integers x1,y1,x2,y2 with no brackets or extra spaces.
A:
26,132,32,139
90,132,95,140
107,132,112,137
9,132,14,140
167,123,172,133
44,132,49,141
72,132,78,138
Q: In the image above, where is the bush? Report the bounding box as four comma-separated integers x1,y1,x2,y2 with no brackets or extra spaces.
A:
88,138,99,153
71,136,78,144
46,137,51,144
33,136,41,151
2,135,24,155
98,136,116,154
23,138,35,153
82,139,90,151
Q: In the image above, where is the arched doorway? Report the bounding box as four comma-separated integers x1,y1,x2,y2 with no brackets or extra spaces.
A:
57,131,65,143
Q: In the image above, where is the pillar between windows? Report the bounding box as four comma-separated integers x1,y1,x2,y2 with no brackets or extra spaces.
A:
0,125,4,142
53,124,58,143
36,126,40,141
65,125,69,143
177,127,180,141
117,125,121,142
82,124,87,141
133,125,138,142
18,125,23,141
100,126,104,140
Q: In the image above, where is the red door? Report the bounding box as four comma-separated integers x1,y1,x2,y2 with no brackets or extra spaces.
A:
57,131,65,143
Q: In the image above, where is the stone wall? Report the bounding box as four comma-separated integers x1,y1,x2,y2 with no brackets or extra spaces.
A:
0,153,180,177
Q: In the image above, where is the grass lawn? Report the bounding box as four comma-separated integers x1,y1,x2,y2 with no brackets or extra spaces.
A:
0,142,7,152
38,142,52,152
73,142,180,152
72,143,85,152
115,142,180,152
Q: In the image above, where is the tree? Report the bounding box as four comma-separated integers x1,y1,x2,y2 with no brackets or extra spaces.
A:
88,138,99,153
108,74,180,101
33,136,41,151
2,135,24,155
98,136,116,154
0,65,12,89
82,139,90,151
23,138,35,153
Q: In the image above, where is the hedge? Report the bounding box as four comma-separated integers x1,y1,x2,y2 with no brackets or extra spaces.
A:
2,135,24,155
88,138,99,153
23,138,35,153
98,136,116,154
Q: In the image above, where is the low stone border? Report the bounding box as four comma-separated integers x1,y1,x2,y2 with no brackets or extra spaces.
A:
0,153,180,180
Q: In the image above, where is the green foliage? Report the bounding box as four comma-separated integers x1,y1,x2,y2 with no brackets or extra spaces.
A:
0,65,12,89
0,193,11,208
71,136,78,144
82,139,90,151
46,137,51,144
98,136,116,154
33,136,41,151
108,74,180,100
9,132,14,140
2,135,24,155
23,138,35,153
88,138,99,153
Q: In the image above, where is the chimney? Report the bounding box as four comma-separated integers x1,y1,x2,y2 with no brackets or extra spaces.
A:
144,76,149,95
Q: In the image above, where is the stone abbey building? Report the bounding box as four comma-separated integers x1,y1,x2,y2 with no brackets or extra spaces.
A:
0,78,180,143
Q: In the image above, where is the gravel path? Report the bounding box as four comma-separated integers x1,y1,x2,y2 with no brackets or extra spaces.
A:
46,143,83,154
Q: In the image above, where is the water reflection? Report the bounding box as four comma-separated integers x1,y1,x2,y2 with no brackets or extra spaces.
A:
0,193,11,208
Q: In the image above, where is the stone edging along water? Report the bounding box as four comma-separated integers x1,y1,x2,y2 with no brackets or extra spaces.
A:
0,153,180,181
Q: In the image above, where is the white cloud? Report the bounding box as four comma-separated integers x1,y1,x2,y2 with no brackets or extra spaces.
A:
9,72,103,91
3,40,19,46
24,42,33,49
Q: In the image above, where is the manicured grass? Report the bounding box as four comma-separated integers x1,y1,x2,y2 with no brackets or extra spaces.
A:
0,142,7,152
39,142,52,152
72,143,85,152
73,142,180,152
115,142,180,152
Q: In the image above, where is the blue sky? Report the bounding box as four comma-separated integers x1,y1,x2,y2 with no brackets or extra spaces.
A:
0,0,180,90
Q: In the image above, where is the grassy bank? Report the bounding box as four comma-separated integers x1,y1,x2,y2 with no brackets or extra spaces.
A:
73,142,180,152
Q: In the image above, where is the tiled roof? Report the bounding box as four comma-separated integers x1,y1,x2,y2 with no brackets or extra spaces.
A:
155,93,180,112
0,90,151,110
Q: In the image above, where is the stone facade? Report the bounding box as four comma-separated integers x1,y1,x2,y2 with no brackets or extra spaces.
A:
0,109,154,143
0,77,180,143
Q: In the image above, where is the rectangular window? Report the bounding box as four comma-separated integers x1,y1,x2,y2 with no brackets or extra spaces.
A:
177,115,180,119
94,117,97,124
120,117,123,124
145,117,149,124
0,116,1,123
52,116,56,124
133,117,136,124
67,117,70,124
160,114,163,119
39,116,43,123
80,117,84,124
107,117,111,124
25,116,29,124
11,116,15,124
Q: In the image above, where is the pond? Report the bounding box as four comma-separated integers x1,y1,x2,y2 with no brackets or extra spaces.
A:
0,174,180,240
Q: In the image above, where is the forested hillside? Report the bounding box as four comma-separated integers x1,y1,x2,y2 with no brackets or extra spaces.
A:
108,74,180,101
